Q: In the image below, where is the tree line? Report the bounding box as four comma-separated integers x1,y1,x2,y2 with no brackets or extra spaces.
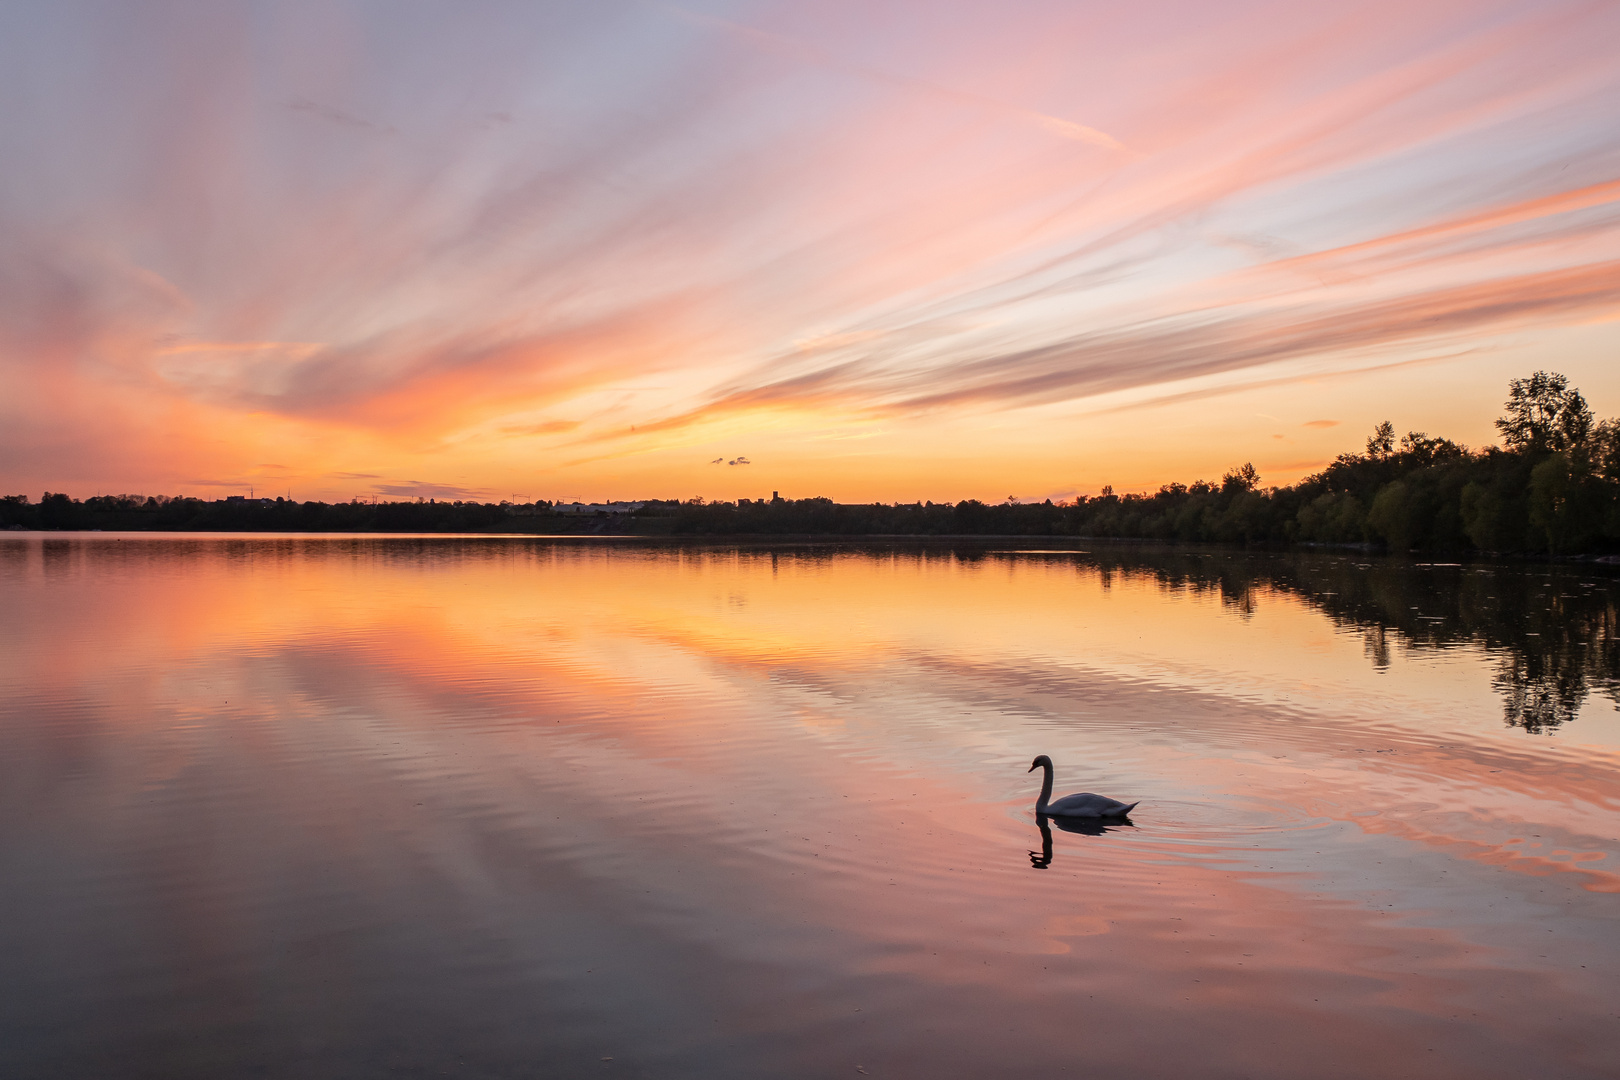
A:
4,371,1618,554
0,492,517,533
627,369,1620,554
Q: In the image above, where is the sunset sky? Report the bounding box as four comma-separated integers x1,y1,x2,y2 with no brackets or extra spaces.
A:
2,0,1617,504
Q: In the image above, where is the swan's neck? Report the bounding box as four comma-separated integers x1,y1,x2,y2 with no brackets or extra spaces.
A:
1035,761,1053,812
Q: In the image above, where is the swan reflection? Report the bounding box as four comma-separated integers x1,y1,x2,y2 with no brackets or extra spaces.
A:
1028,814,1134,869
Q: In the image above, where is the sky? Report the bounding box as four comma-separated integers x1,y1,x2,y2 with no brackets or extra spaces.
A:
1,0,1617,504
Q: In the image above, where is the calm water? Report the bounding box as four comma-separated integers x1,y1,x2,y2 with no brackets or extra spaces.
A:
3,536,1619,1079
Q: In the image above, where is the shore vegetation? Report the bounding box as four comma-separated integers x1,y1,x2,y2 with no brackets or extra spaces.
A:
6,372,1618,556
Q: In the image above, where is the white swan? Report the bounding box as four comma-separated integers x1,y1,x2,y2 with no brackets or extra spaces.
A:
1029,755,1138,818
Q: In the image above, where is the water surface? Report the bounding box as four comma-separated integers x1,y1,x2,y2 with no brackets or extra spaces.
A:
3,536,1618,1078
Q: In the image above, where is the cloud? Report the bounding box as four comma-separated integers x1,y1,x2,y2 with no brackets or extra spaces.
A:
1266,177,1620,279
589,259,1620,440
500,419,582,436
1302,420,1340,429
1080,348,1483,418
285,98,396,135
373,481,488,499
2,1,1618,496
184,477,256,488
668,6,1125,151
895,260,1620,413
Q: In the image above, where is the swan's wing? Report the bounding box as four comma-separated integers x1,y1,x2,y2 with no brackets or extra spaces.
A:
1045,792,1137,817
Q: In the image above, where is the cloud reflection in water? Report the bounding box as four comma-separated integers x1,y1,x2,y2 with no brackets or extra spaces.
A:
1,536,1618,1078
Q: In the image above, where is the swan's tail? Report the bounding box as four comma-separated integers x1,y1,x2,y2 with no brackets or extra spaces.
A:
1118,801,1139,816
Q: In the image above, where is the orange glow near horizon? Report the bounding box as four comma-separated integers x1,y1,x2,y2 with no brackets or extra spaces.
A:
2,2,1618,502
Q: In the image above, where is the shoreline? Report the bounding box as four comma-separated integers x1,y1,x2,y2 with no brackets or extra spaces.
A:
6,528,1617,565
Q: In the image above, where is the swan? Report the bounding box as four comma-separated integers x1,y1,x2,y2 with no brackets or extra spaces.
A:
1028,755,1138,818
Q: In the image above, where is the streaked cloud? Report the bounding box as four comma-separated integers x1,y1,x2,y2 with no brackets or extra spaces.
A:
374,481,487,499
0,0,1616,499
594,258,1620,438
668,5,1126,151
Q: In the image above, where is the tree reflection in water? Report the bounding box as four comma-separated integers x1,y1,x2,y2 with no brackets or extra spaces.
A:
984,547,1620,735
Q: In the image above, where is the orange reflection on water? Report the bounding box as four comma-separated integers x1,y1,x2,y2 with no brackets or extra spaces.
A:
2,536,1619,1078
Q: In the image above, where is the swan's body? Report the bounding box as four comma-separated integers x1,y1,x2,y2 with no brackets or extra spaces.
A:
1029,755,1137,819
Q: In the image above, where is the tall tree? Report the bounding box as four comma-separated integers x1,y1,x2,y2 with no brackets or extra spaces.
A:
1222,462,1260,493
1496,370,1593,454
1366,421,1395,458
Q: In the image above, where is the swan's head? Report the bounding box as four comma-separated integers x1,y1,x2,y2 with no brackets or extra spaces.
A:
1029,754,1052,772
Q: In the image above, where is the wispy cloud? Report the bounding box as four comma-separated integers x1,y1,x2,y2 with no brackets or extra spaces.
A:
285,98,397,135
373,481,487,499
666,6,1126,151
584,259,1619,440
500,419,582,436
1267,177,1620,277
1,0,1616,497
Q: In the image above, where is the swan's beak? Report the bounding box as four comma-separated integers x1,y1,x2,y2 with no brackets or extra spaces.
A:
1028,761,1037,772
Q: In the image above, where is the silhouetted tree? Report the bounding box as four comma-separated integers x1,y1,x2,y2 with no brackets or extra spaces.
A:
1366,421,1395,458
1496,370,1593,455
1221,462,1260,494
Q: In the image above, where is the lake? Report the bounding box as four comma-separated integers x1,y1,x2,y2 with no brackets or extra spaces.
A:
2,535,1618,1078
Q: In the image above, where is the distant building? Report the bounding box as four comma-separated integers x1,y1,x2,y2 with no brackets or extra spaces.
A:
551,501,646,515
